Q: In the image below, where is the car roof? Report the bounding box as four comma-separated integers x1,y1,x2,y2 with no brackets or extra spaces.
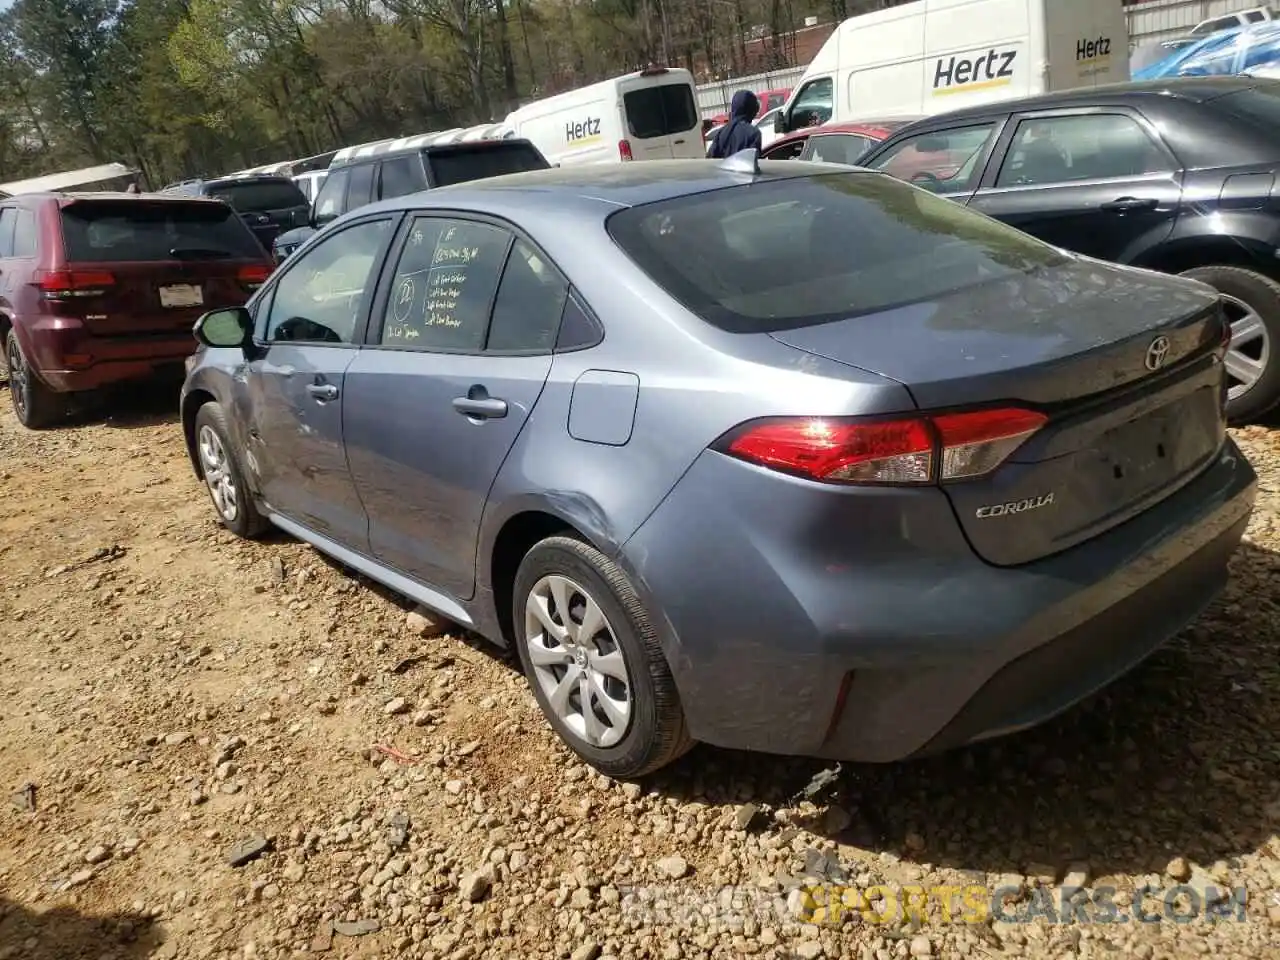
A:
352,159,840,220
12,191,230,205
769,118,914,152
331,137,537,169
201,174,297,188
909,76,1270,124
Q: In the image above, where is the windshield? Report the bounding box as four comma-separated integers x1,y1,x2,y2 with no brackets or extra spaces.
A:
61,201,265,262
207,180,308,212
606,172,1070,334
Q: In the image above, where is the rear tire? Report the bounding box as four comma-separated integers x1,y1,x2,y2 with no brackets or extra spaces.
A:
512,535,693,779
1179,265,1280,424
193,401,269,539
5,329,70,430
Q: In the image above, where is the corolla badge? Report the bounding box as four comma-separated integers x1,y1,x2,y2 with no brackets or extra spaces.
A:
975,492,1054,519
1144,335,1172,371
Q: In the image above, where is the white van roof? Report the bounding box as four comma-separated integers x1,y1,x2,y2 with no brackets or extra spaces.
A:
505,66,696,122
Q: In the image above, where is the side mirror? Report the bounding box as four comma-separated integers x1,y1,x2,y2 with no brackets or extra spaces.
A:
774,111,788,134
194,306,252,352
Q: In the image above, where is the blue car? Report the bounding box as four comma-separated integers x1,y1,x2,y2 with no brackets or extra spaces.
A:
180,155,1256,777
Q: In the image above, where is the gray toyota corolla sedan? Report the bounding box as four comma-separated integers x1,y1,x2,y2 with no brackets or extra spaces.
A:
180,153,1257,778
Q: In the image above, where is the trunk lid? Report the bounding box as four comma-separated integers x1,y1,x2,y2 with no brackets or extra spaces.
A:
770,258,1229,566
55,197,271,336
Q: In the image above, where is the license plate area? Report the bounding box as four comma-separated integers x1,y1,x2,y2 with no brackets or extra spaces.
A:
158,283,204,308
1090,387,1220,502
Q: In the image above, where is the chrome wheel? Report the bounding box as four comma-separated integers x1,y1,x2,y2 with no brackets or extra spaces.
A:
197,424,239,522
7,336,29,422
1221,293,1270,401
524,574,633,748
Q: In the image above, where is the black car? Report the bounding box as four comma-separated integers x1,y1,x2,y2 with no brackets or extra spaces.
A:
272,137,550,262
162,175,310,252
856,76,1280,423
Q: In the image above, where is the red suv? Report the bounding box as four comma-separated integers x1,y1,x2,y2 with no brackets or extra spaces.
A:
0,192,273,428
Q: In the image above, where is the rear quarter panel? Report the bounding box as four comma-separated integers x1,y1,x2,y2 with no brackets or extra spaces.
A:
475,205,916,579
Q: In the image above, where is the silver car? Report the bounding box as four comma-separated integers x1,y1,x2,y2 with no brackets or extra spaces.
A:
180,155,1256,778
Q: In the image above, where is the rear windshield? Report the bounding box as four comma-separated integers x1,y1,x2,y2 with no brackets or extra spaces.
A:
427,143,550,186
206,180,308,211
60,201,265,262
606,172,1069,334
624,82,699,139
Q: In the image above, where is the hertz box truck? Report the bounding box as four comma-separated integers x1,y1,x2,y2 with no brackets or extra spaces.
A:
775,0,1129,134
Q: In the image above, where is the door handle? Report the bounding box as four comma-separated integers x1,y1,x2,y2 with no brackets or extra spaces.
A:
452,386,508,420
1100,196,1159,213
306,383,339,401
674,138,686,145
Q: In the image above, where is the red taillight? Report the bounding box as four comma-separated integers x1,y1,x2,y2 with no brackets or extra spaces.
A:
720,407,1047,485
618,139,634,161
238,263,271,289
36,269,115,299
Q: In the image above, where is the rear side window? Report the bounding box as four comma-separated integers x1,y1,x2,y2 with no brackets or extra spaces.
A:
379,155,426,199
427,144,550,187
624,83,699,138
314,169,350,221
0,209,15,257
606,172,1068,334
207,180,308,212
60,201,265,262
348,164,377,209
12,209,36,257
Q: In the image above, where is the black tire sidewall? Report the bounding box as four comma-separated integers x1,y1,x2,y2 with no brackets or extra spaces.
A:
1181,265,1280,423
193,401,261,538
5,329,61,429
512,539,667,776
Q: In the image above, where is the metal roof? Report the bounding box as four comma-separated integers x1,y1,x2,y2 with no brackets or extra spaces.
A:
0,162,137,196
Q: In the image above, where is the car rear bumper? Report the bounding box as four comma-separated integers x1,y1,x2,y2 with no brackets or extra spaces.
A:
24,319,196,392
618,438,1256,762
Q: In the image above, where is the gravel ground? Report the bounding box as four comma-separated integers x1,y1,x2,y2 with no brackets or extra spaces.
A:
1,386,1280,960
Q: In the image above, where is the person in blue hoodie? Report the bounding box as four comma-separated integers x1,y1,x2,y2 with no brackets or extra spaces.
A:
707,90,762,158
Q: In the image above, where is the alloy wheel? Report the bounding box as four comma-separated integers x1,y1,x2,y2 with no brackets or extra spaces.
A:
1220,292,1271,402
7,337,29,422
523,574,633,748
197,424,239,522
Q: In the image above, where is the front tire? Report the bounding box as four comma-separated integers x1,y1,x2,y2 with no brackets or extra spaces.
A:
1180,265,1280,423
6,330,71,429
513,535,693,778
193,401,268,539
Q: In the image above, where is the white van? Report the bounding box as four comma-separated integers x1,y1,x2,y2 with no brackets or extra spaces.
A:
503,67,704,165
776,0,1128,134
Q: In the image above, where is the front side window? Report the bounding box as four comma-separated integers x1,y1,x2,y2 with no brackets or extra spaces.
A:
606,172,1068,335
377,217,511,351
789,77,833,128
863,123,997,193
264,218,392,344
996,114,1171,187
802,134,876,165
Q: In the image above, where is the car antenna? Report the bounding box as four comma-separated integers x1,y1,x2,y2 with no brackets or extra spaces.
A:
719,147,761,176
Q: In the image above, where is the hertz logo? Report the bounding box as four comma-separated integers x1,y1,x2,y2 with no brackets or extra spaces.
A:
932,49,1017,95
1077,35,1112,63
566,117,602,144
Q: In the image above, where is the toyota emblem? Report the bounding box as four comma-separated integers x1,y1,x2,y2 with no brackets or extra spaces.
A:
1144,335,1171,371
